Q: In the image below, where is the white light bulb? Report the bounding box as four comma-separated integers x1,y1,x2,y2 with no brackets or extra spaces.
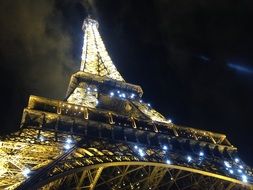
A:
187,156,192,162
22,168,31,177
242,175,248,183
138,149,145,157
224,161,231,168
199,151,204,157
64,144,71,150
163,145,168,150
66,138,72,144
110,92,114,97
39,136,44,142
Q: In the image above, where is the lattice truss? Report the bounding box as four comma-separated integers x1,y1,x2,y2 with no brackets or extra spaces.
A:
40,165,249,190
1,16,253,190
0,129,72,190
15,138,252,190
80,18,124,81
67,83,98,108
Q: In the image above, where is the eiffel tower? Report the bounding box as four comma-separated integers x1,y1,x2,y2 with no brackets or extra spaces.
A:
0,17,252,190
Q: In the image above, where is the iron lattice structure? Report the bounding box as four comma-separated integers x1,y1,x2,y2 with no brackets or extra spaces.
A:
0,17,252,190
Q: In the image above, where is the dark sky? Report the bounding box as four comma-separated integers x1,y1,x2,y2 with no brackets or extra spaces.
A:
0,0,253,165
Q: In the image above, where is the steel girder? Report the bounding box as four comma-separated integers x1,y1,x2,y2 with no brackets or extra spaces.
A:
15,137,252,190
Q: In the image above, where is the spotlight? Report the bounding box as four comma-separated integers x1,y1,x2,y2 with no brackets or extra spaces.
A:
163,145,168,150
187,156,192,162
66,138,72,144
242,175,248,183
64,144,71,150
199,151,204,157
39,136,44,142
166,159,171,164
22,168,31,177
237,169,242,173
110,92,114,97
224,161,231,168
138,149,145,157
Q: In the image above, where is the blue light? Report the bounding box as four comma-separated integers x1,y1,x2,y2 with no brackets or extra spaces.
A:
239,165,244,169
163,145,168,150
110,92,114,97
139,100,143,103
130,93,135,99
199,55,210,62
138,149,145,157
87,87,91,91
122,93,126,98
66,138,72,144
242,175,248,183
134,145,138,149
187,156,192,162
22,168,31,177
228,63,253,74
166,159,171,164
224,161,231,168
147,103,151,107
229,169,234,174
199,151,204,157
39,136,44,142
94,88,98,92
237,169,242,173
235,158,239,163
117,90,120,94
64,144,71,150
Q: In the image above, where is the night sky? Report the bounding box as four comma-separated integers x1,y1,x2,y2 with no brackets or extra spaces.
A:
0,0,253,165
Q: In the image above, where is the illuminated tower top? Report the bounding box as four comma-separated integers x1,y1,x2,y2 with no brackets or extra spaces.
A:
80,17,125,81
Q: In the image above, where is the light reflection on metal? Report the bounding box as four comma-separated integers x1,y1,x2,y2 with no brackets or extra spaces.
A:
0,16,252,190
80,18,124,81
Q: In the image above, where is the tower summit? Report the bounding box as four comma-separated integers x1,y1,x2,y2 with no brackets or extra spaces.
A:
80,17,124,81
0,17,253,190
